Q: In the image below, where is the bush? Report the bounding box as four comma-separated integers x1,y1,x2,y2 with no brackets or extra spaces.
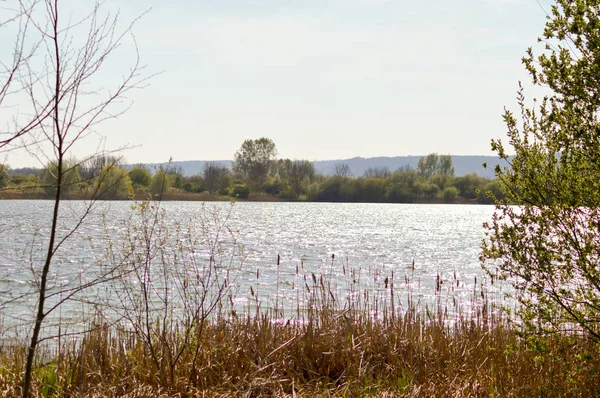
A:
442,186,459,203
0,164,8,188
129,167,152,188
229,183,250,199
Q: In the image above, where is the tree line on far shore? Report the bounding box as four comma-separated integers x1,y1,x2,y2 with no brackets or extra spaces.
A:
0,139,502,203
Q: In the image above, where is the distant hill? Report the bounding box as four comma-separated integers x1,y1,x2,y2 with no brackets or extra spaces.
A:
314,156,508,179
136,160,233,175
141,156,508,179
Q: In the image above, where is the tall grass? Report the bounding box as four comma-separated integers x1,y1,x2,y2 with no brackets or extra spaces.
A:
1,201,598,396
1,260,599,397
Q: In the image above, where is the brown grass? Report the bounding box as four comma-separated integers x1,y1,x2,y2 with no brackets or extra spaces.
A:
1,266,599,398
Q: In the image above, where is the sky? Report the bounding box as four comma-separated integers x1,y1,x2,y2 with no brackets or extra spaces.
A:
1,0,552,168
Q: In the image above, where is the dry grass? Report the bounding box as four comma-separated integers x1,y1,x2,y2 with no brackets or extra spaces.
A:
2,271,600,398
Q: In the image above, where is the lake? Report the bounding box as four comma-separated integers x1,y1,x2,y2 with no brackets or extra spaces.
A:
0,200,504,337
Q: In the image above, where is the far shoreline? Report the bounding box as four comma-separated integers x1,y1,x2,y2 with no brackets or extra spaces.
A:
0,189,487,205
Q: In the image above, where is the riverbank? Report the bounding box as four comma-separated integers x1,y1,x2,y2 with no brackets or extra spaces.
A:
1,304,597,396
0,188,483,204
1,273,598,397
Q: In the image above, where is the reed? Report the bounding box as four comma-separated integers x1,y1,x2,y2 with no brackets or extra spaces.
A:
1,258,599,397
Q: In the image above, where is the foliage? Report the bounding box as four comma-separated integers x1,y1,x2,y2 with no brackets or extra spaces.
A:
149,168,171,196
361,177,387,202
278,159,315,197
334,163,351,177
94,165,132,199
2,264,600,396
454,173,488,199
182,174,205,193
128,167,152,188
79,155,122,181
233,137,277,191
107,200,240,386
167,171,184,189
230,183,250,199
482,0,600,340
262,174,284,195
363,166,390,178
418,153,454,179
9,174,39,188
42,160,82,197
0,164,8,188
442,186,459,203
202,162,229,193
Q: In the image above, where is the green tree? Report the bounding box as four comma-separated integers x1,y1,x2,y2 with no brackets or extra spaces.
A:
477,180,503,204
203,162,229,194
386,170,423,203
182,175,205,193
79,155,122,181
129,167,152,188
229,183,250,199
482,0,600,340
280,159,315,197
0,164,9,188
417,153,439,179
361,177,387,202
233,137,277,191
167,165,185,190
442,186,458,203
417,153,454,180
363,166,391,178
150,169,171,197
263,174,283,195
334,163,351,178
431,173,452,190
438,155,454,177
95,165,132,199
42,160,82,197
453,173,487,199
314,176,344,202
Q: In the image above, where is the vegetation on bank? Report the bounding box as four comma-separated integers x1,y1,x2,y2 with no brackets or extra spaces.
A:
1,256,599,397
2,306,599,398
0,152,502,204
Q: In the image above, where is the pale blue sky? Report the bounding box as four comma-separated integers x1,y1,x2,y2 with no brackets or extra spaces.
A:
2,0,551,167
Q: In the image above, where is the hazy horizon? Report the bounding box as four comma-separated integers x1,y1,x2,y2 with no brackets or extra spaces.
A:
1,0,552,168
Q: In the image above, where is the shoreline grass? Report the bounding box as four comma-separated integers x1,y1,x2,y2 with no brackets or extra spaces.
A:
0,188,482,205
1,269,599,397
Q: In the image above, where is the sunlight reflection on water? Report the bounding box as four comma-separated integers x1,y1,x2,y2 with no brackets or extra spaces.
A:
0,200,502,339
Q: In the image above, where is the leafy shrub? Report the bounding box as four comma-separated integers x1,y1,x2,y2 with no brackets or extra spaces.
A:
229,183,250,199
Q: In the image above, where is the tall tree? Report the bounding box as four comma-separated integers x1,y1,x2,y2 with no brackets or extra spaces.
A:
2,2,150,396
203,162,230,194
94,165,132,199
280,159,315,197
150,167,171,197
417,153,454,180
42,160,82,197
334,163,351,178
233,137,277,191
417,153,439,179
438,155,455,177
0,164,9,188
79,154,123,181
482,0,600,341
363,166,390,178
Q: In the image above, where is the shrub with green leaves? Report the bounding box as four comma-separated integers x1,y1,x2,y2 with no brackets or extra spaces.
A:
483,0,600,341
230,183,250,199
